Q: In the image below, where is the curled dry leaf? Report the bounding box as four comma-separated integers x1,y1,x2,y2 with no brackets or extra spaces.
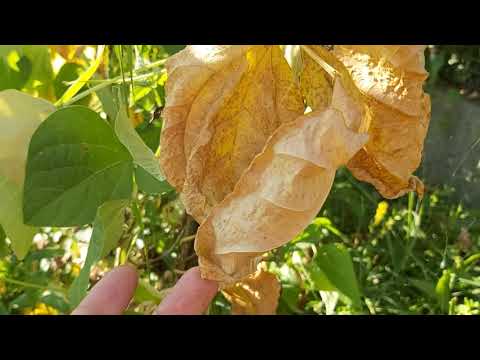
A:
298,47,333,111
334,45,431,198
195,78,369,285
222,268,281,315
160,45,304,223
160,45,430,305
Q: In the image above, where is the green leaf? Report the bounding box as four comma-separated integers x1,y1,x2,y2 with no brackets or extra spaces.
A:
436,270,451,313
0,176,36,259
113,93,170,194
96,85,118,123
315,244,362,308
21,46,54,99
0,46,54,99
41,292,71,314
0,90,54,258
133,279,164,304
278,283,302,314
23,106,134,226
305,261,336,292
0,90,55,186
136,120,162,153
68,199,128,309
0,54,32,91
24,248,65,268
99,200,128,258
409,278,437,300
56,45,105,106
0,301,8,315
0,46,20,58
0,226,8,257
9,289,41,310
162,45,186,55
135,166,173,195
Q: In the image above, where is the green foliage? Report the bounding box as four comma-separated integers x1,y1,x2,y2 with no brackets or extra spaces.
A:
0,176,37,259
23,106,134,226
68,200,128,308
112,88,172,194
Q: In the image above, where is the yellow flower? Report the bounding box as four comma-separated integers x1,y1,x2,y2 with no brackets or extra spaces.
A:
71,263,81,277
374,201,389,226
23,303,59,315
0,280,6,295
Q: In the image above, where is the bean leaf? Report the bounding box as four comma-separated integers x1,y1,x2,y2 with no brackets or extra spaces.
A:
68,199,128,309
23,106,133,226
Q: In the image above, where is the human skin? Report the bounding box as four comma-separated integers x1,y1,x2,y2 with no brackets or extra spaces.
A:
71,265,218,315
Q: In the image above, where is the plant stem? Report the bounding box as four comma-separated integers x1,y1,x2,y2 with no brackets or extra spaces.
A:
2,276,66,295
58,59,167,108
300,45,336,78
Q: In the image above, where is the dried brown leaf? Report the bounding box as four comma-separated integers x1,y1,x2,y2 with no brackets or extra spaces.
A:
195,78,369,285
160,45,304,222
298,47,333,111
222,268,281,315
334,45,431,198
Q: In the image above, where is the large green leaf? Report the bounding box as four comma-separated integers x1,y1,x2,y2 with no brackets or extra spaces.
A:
23,106,134,226
314,244,362,308
114,95,171,194
68,199,128,309
0,90,54,258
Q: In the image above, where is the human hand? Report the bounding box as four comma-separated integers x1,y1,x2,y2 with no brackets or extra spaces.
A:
71,265,218,315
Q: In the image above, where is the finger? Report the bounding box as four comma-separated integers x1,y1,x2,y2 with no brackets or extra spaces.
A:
72,264,138,315
154,267,218,315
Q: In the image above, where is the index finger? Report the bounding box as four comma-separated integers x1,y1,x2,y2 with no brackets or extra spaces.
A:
154,267,218,315
71,264,138,315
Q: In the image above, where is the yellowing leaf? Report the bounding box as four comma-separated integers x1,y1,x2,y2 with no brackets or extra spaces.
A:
0,90,55,258
334,45,431,198
298,47,333,111
49,45,86,62
194,78,369,285
222,269,281,315
0,90,55,186
0,176,36,259
160,45,305,222
160,44,430,290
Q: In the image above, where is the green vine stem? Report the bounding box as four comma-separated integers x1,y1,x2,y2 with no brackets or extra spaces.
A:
2,276,67,295
58,59,167,108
